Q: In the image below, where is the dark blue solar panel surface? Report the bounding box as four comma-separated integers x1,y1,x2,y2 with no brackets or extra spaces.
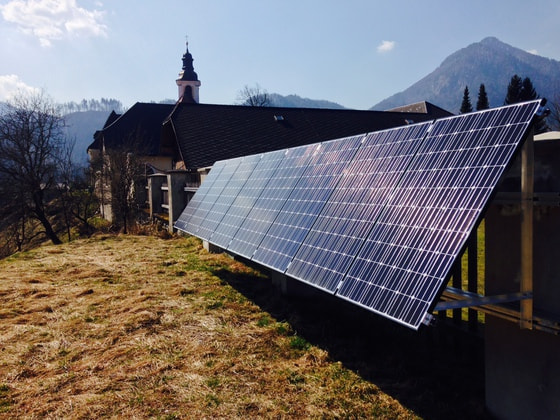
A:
174,159,228,233
176,100,541,330
253,135,364,271
194,154,262,241
208,150,286,249
337,101,541,329
183,157,243,236
286,123,432,292
226,143,319,259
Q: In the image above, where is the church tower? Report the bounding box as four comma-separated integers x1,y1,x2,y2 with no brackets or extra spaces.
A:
176,42,201,103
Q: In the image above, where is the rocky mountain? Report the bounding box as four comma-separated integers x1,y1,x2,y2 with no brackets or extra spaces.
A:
372,37,560,113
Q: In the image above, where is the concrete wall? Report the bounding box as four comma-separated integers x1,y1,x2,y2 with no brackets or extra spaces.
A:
167,171,190,233
148,174,166,217
147,170,201,232
485,316,560,419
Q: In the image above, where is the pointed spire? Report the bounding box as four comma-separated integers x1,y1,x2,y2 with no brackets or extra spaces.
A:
176,38,201,103
180,40,198,82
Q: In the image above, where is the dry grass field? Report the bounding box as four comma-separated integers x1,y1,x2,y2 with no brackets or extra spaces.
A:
0,234,490,419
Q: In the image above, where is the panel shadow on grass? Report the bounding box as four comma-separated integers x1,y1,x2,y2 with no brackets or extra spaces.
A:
211,264,494,420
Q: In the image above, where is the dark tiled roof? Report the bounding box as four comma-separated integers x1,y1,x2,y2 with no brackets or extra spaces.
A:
387,101,453,119
104,110,122,128
88,103,174,155
88,111,123,151
165,103,444,169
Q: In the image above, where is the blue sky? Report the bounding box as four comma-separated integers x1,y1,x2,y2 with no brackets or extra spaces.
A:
1,0,560,110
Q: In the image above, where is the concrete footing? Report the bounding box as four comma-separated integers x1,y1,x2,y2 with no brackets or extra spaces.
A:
202,240,223,254
270,271,319,298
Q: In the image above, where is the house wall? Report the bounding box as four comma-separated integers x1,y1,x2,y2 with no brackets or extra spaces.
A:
91,154,174,222
144,156,173,171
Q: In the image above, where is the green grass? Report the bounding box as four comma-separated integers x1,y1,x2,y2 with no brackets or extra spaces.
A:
441,221,486,323
289,336,310,351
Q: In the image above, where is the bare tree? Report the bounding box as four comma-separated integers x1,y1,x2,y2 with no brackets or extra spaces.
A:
0,92,66,245
0,172,31,256
56,140,99,239
236,84,272,107
96,128,151,234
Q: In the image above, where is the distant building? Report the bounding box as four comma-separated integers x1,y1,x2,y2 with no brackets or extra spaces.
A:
88,104,175,221
88,42,452,229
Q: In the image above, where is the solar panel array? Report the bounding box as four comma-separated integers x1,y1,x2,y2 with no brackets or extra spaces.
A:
175,101,541,329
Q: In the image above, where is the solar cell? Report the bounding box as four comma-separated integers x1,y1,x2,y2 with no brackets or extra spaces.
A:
174,159,228,233
194,154,262,241
253,135,364,271
286,123,432,291
226,143,319,259
337,100,541,329
208,149,286,249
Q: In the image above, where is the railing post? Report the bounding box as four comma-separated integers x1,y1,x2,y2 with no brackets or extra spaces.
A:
520,129,534,329
452,259,462,324
468,228,478,331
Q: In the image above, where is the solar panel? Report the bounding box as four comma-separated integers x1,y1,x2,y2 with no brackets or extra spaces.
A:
285,123,432,291
208,149,286,249
253,135,364,271
337,101,541,329
174,159,228,233
226,143,319,259
194,154,262,241
183,157,243,236
176,100,541,330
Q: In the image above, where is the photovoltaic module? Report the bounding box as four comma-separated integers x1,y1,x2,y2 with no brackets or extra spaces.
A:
175,100,542,329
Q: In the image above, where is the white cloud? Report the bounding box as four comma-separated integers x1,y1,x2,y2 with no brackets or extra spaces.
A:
377,40,396,54
0,0,108,47
0,75,40,101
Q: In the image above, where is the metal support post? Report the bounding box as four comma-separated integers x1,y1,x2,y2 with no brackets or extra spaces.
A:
468,229,478,330
520,129,534,329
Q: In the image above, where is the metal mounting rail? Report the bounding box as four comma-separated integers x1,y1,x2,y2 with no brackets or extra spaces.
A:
437,287,560,335
436,287,531,311
493,192,560,206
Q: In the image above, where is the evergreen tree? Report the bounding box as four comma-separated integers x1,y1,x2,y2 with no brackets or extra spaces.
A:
460,86,473,114
504,75,547,132
504,74,523,105
476,84,490,110
520,77,538,102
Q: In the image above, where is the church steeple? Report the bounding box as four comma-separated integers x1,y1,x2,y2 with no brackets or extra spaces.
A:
177,41,201,103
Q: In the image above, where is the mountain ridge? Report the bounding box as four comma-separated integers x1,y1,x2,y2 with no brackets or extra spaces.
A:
268,93,346,109
371,37,560,113
64,110,111,164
